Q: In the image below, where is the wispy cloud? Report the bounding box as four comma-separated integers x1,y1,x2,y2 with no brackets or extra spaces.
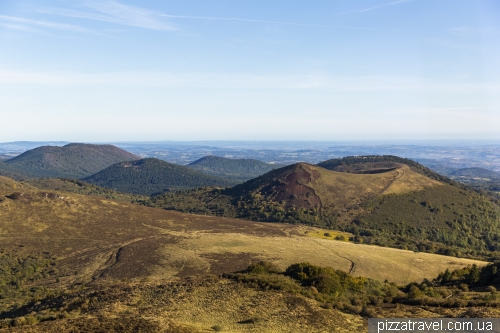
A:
1,69,498,94
449,26,499,36
333,0,413,16
40,1,176,31
0,15,95,34
408,107,496,122
0,21,40,33
161,14,410,32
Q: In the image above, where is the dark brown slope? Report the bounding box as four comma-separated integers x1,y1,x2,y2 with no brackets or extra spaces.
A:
225,163,323,210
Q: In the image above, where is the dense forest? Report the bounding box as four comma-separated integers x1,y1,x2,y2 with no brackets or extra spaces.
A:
0,144,139,179
187,155,283,182
83,158,238,195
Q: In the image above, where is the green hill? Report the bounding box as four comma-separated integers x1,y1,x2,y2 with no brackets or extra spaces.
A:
0,143,139,179
83,158,238,195
187,155,283,182
452,167,500,179
0,161,30,181
145,157,500,259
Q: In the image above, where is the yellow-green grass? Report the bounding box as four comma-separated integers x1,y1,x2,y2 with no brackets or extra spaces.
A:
285,164,444,223
301,227,352,240
0,180,485,286
0,176,493,333
307,164,442,208
2,277,368,333
0,176,35,194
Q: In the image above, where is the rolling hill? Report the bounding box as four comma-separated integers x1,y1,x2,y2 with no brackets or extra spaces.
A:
83,158,238,195
145,157,500,258
187,155,283,182
0,175,489,332
451,167,500,179
0,143,139,179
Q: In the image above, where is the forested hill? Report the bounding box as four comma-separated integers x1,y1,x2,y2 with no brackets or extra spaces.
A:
0,143,139,179
83,158,238,195
187,155,282,182
0,161,29,181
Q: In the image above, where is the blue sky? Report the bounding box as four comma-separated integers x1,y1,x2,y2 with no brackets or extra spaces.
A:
1,0,499,141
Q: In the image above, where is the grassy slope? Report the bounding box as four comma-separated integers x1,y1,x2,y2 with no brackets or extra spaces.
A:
2,143,139,179
0,277,368,333
0,176,494,332
317,155,467,188
83,158,237,195
5,262,500,332
0,176,483,284
145,160,500,258
0,176,36,192
187,155,282,182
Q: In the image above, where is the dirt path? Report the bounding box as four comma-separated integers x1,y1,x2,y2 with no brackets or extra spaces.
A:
380,166,406,195
312,239,356,274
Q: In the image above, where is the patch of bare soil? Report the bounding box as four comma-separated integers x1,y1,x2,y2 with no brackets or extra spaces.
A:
201,252,261,275
97,236,180,280
259,164,322,210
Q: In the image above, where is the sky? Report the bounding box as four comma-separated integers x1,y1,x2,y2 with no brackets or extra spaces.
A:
0,0,499,142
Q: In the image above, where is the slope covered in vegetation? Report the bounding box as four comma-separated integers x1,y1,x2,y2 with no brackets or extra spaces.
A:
452,168,500,179
144,157,500,259
27,178,147,202
0,143,139,179
187,155,282,182
0,175,493,332
83,158,237,195
317,155,466,187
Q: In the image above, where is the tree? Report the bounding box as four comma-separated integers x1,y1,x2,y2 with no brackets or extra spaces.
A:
468,264,480,284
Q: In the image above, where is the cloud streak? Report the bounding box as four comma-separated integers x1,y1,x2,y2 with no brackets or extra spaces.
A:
40,1,176,31
333,0,413,16
448,26,500,36
1,69,498,94
161,14,410,32
0,15,95,34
